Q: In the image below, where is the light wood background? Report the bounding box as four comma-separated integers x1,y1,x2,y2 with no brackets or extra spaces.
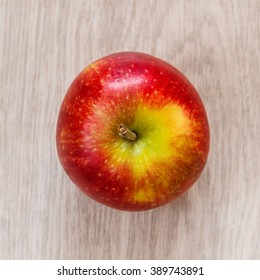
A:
0,0,259,260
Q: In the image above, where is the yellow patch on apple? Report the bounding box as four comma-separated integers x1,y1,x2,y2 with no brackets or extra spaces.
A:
109,103,193,179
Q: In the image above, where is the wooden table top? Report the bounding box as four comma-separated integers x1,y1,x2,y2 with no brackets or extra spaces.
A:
0,0,259,259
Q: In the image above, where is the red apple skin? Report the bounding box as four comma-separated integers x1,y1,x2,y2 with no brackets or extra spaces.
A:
56,52,210,211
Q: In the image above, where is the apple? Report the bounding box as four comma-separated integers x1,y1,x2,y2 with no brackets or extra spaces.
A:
56,52,210,211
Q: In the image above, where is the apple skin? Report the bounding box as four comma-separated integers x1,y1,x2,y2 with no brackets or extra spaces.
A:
56,52,210,211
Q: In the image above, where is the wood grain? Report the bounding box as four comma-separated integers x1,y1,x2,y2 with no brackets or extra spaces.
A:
0,0,259,259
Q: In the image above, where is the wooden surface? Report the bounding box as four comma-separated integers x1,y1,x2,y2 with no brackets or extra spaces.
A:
0,0,260,260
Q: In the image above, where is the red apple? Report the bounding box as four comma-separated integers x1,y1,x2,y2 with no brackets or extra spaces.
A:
56,52,210,211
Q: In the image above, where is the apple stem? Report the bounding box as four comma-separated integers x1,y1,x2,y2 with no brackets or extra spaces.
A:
118,124,137,141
